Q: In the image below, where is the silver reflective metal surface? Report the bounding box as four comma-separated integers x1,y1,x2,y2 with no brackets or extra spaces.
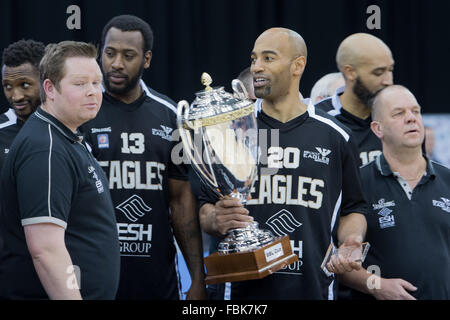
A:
217,221,275,254
177,74,275,254
176,74,258,203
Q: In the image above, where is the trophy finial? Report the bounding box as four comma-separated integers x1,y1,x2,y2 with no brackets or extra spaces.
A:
201,72,213,91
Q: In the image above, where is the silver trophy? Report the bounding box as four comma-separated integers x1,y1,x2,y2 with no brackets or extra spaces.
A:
177,74,298,284
177,73,275,253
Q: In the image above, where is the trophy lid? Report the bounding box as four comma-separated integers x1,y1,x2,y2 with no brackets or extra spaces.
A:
181,73,254,127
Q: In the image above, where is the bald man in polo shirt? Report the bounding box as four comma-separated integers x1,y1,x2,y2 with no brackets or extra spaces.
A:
331,85,450,300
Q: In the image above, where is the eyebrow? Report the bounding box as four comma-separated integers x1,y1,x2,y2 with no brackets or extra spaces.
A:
373,62,395,72
2,76,36,81
104,46,138,53
70,75,102,80
251,50,279,56
391,105,420,112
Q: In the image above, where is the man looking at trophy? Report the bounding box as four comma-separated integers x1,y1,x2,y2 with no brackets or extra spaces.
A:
335,85,450,300
81,15,205,299
199,28,368,299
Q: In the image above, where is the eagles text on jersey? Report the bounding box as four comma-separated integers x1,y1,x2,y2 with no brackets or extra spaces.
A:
81,87,188,299
204,101,367,300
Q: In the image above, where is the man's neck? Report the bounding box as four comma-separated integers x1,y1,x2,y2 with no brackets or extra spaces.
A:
261,92,307,123
108,84,142,104
41,103,78,133
340,90,371,119
17,115,27,123
383,145,427,188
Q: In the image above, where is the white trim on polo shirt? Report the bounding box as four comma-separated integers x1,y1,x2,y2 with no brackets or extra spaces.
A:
21,217,67,229
47,124,53,218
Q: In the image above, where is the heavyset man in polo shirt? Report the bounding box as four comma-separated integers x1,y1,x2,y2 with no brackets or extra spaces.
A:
330,85,450,299
0,41,120,299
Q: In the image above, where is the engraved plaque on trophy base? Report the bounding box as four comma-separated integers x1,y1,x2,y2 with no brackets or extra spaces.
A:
204,236,299,285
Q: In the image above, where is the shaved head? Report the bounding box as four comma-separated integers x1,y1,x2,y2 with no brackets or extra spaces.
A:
336,33,392,71
371,85,419,121
370,85,424,151
251,28,308,101
257,27,307,60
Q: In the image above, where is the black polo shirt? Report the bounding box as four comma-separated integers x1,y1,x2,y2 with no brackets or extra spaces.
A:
80,87,188,300
315,87,382,166
0,107,120,299
354,154,450,300
198,102,367,300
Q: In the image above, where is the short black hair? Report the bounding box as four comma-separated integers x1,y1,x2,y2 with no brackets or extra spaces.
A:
101,15,153,53
2,39,46,69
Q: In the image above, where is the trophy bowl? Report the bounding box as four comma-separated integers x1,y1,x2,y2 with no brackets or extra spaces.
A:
177,73,298,284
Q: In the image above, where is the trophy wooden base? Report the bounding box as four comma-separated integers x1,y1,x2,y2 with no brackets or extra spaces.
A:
204,235,298,285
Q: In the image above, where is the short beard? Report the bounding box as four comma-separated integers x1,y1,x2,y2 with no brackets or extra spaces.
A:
254,86,271,99
353,76,375,107
103,62,145,96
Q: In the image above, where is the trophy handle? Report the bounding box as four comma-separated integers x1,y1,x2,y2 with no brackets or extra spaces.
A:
231,79,249,100
176,100,219,190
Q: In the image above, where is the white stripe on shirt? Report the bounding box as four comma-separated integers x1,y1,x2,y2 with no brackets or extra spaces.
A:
47,124,53,218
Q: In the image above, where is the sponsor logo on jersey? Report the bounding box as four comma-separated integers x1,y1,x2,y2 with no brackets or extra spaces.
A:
377,207,395,229
97,133,109,149
303,147,331,165
116,195,153,257
278,240,304,276
265,209,302,236
117,223,153,257
372,198,396,210
432,197,450,213
88,165,104,194
91,127,112,133
116,194,152,222
264,210,304,275
152,125,173,141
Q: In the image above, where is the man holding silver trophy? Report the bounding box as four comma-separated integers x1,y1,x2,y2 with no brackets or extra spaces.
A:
186,28,368,299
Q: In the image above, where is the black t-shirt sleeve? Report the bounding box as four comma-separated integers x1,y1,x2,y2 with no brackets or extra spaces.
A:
340,135,368,216
16,151,76,229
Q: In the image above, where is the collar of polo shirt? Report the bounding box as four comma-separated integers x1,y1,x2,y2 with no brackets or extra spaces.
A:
34,107,81,144
375,153,436,179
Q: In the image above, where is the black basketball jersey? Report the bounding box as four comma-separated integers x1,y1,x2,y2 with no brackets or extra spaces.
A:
315,90,382,167
81,88,187,299
205,101,367,300
0,109,21,171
